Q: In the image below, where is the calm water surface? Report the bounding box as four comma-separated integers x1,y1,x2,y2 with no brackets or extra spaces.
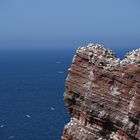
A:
0,48,75,140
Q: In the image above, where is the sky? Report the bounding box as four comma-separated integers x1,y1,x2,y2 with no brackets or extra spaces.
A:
0,0,140,49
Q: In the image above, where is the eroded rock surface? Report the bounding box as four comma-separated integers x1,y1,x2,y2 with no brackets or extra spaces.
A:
62,44,140,140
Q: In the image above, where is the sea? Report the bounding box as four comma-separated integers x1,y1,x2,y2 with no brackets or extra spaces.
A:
0,44,77,140
0,41,138,140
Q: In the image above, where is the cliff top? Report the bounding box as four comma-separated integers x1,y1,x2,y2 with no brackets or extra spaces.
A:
76,43,140,67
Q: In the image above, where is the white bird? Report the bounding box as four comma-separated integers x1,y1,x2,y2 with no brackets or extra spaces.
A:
26,115,31,118
0,124,5,128
50,107,55,111
56,61,61,64
8,136,15,139
57,71,64,74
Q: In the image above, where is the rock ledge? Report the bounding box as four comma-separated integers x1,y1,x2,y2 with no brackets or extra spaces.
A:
62,44,140,140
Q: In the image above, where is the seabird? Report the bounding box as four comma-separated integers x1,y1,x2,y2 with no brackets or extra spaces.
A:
50,107,55,111
26,115,31,118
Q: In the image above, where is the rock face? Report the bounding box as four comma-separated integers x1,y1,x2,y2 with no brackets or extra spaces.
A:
62,44,140,140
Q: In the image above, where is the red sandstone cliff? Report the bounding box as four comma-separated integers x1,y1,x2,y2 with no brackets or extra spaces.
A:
62,44,140,140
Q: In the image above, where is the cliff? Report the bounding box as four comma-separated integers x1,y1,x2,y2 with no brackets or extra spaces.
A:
62,44,140,140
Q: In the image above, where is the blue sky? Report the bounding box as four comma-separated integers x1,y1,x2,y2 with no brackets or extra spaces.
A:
0,0,140,49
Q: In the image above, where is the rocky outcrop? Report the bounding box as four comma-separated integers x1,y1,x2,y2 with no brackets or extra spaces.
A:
62,44,140,140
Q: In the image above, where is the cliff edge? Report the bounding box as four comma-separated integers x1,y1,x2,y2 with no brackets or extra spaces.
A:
62,44,140,140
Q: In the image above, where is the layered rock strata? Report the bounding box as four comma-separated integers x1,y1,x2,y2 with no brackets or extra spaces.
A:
62,44,140,140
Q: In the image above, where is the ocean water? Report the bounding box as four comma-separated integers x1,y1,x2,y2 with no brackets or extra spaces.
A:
0,48,76,140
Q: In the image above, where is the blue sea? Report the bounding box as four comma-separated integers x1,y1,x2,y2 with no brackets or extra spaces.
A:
0,46,77,140
0,42,137,140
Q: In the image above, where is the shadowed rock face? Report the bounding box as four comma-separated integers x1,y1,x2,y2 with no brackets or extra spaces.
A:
62,44,140,140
